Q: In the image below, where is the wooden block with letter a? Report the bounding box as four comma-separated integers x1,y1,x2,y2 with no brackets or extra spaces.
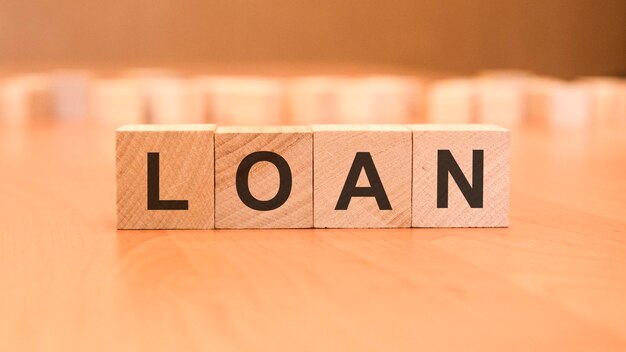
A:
410,124,510,227
116,124,216,229
214,126,312,228
313,125,412,228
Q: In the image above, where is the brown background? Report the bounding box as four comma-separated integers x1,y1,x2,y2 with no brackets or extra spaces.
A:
0,0,625,78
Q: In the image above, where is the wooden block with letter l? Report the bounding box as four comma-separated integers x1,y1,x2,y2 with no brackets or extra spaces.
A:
410,124,510,227
214,126,312,228
116,124,216,229
313,125,412,228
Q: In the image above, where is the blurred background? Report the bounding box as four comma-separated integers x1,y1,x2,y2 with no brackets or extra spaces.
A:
1,0,625,128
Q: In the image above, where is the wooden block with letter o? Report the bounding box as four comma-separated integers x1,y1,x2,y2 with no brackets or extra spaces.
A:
116,124,216,229
410,124,510,227
215,126,313,228
313,125,412,228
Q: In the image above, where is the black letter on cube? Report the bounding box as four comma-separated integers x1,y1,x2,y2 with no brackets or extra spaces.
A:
147,152,189,210
437,150,484,208
335,152,392,210
236,151,292,211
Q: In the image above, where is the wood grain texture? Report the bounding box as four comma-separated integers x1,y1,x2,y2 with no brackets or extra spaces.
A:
410,124,510,227
214,126,312,228
1,122,626,352
313,124,412,228
116,124,216,229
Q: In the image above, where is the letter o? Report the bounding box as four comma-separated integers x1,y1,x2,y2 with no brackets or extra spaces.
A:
236,151,292,211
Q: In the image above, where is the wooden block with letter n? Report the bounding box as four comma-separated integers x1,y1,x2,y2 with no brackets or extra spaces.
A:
313,125,412,228
116,124,216,229
410,124,510,227
214,126,312,228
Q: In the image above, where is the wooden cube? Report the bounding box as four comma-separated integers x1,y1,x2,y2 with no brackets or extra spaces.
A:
410,124,510,228
116,124,216,229
50,70,92,120
527,77,561,128
426,78,477,124
93,78,143,126
141,76,193,124
336,76,417,124
214,126,312,228
0,74,51,123
313,125,412,228
209,77,284,125
476,76,526,129
549,83,590,130
287,76,339,124
578,77,624,128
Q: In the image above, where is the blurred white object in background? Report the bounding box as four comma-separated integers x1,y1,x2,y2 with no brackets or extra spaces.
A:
336,76,417,123
426,78,476,124
1,66,620,130
125,68,196,124
527,77,562,128
50,70,92,120
578,77,625,128
188,76,216,123
208,77,284,125
476,72,528,128
139,76,194,124
0,74,51,124
287,76,339,124
92,78,143,126
549,82,591,130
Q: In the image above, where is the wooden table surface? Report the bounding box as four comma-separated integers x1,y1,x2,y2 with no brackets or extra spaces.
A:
1,122,625,351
